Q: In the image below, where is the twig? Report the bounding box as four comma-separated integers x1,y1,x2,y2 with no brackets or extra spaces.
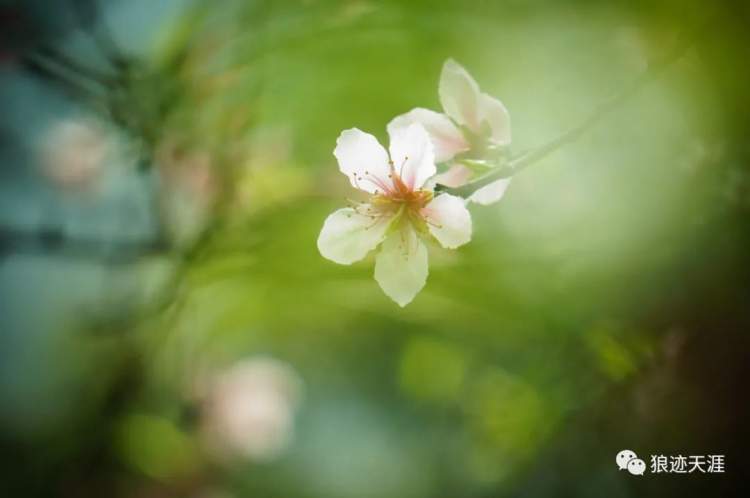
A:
22,52,106,102
37,46,116,85
436,30,696,198
67,0,127,68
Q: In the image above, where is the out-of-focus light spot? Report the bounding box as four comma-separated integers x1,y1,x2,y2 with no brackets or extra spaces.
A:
302,400,437,498
464,368,546,465
235,126,310,214
193,488,235,498
37,118,110,194
399,336,468,403
157,141,218,203
613,25,649,72
465,444,512,487
200,356,303,462
586,323,638,381
333,1,378,26
115,414,198,481
156,139,219,244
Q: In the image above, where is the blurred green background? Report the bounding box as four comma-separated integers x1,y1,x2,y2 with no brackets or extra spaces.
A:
0,0,748,497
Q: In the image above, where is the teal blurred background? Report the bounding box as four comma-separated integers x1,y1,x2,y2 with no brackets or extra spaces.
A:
0,0,748,497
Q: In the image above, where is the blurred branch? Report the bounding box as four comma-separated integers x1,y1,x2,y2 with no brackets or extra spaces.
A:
0,226,169,265
67,0,127,68
37,46,116,84
436,29,698,198
22,51,108,103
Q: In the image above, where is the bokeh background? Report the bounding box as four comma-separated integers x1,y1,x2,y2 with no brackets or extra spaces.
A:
1,0,748,497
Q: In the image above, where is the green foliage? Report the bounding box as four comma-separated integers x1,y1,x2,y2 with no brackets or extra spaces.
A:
7,1,749,497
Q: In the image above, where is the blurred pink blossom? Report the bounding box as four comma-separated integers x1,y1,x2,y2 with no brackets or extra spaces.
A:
201,357,303,462
38,118,110,193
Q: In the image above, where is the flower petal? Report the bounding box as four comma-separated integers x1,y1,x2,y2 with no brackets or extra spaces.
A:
388,123,436,190
317,206,392,264
374,227,428,307
479,93,511,145
387,108,469,163
439,59,481,132
333,128,392,194
468,178,511,205
429,164,473,189
422,194,472,249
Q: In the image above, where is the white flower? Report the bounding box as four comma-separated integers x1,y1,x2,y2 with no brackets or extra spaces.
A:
388,59,512,205
318,123,472,307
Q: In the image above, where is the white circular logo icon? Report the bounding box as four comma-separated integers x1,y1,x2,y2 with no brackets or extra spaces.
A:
616,449,645,475
616,449,637,470
627,458,646,475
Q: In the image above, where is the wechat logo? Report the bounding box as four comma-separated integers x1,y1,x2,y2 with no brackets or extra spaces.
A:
616,449,646,475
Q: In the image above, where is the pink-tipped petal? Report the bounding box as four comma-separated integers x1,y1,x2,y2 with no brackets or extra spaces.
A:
388,123,436,190
479,93,511,145
429,164,473,189
423,194,472,249
439,59,481,132
334,128,393,194
387,108,469,163
468,178,511,205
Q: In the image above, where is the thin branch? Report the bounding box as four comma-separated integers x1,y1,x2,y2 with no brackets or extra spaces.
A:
67,0,127,68
22,52,106,104
37,46,116,85
436,29,697,198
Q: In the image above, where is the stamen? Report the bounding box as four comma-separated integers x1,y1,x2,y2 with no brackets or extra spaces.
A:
399,155,409,178
362,170,393,195
347,198,367,209
421,210,443,229
352,205,373,216
352,175,363,191
363,213,388,230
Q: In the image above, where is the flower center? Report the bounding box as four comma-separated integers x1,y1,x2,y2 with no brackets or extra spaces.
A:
363,168,432,234
349,159,434,234
371,169,432,213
